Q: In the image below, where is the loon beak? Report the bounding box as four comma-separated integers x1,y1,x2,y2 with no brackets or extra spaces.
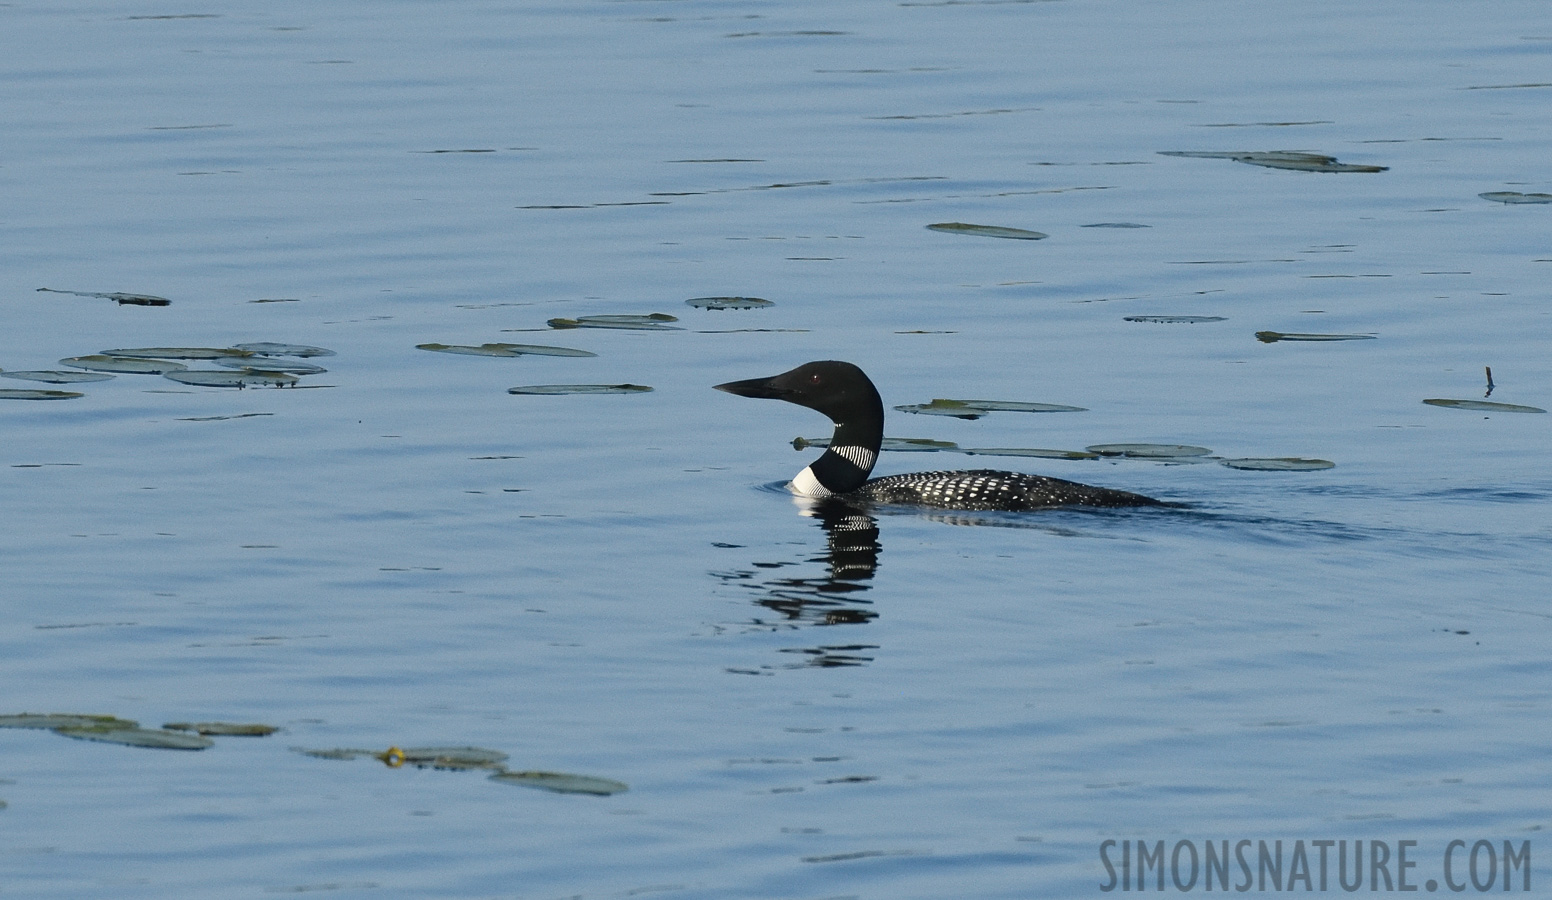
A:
714,374,790,400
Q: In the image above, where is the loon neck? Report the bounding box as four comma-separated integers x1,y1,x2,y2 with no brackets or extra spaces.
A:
793,406,883,497
793,443,879,497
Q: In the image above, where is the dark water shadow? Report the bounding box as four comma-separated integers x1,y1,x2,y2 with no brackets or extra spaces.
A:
714,476,1548,673
715,488,1191,672
714,499,885,672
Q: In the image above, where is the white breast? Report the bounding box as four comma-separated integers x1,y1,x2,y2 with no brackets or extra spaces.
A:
788,465,834,499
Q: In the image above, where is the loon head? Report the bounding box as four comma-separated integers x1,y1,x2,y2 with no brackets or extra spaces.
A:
716,360,885,498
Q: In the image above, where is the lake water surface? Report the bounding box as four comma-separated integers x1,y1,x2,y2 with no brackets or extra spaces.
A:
2,1,1549,897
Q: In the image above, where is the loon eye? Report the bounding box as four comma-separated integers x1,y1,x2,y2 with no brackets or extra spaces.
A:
809,373,822,385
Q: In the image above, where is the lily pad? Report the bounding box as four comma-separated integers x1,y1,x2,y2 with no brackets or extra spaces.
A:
487,343,597,357
1423,398,1546,413
881,437,960,452
1256,331,1376,343
1479,191,1552,204
893,403,988,420
0,370,115,384
0,388,85,400
417,342,596,358
794,436,960,452
1087,443,1213,458
232,342,336,357
388,746,510,770
1124,315,1227,324
37,287,171,306
0,713,140,731
507,384,652,395
100,347,252,360
894,398,1087,419
1159,150,1387,173
162,722,279,736
489,770,629,796
926,222,1048,240
418,342,521,357
547,314,681,330
686,296,774,310
296,745,510,770
61,355,188,374
214,357,327,374
164,370,298,388
55,725,214,750
1220,457,1336,471
295,747,375,761
963,447,1101,460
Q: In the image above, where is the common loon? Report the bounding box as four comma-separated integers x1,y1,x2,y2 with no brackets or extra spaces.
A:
715,360,1166,511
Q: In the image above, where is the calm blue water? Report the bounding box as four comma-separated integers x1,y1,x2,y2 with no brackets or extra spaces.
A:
3,1,1549,896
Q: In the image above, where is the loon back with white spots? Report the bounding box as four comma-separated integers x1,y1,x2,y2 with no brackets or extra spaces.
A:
715,360,1167,512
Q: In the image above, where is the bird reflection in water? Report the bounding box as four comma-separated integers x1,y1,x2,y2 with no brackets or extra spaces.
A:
713,501,884,670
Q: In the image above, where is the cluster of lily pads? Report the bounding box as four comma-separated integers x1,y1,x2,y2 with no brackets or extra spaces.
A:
417,298,774,395
0,342,334,399
919,151,1393,247
802,396,1338,471
0,712,627,797
0,712,277,750
799,434,1335,473
295,746,628,796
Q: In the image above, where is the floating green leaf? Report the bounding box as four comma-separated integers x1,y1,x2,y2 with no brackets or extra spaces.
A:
1423,398,1546,413
881,437,960,452
295,745,509,770
418,342,521,357
489,770,629,796
162,722,279,736
0,713,139,730
926,222,1047,240
963,447,1101,460
0,370,115,384
55,725,214,750
686,296,774,310
1256,331,1376,343
178,412,274,421
1159,150,1387,173
1087,443,1213,458
794,436,960,452
100,347,252,360
1220,457,1336,471
507,384,652,395
894,398,1087,419
1479,191,1552,204
417,342,596,358
295,747,373,761
214,358,327,374
231,342,336,358
487,343,597,357
393,746,510,770
548,314,681,330
892,403,985,420
0,388,85,400
61,355,188,374
164,370,298,388
37,287,171,306
1124,315,1227,324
